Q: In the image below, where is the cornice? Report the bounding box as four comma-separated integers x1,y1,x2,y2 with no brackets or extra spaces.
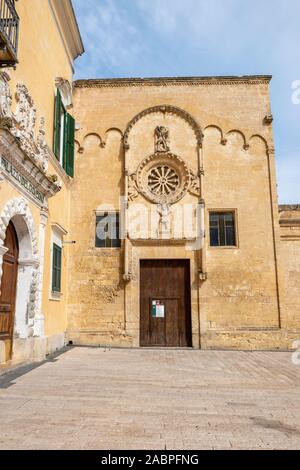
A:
49,0,84,62
280,219,300,226
279,204,300,212
0,129,61,204
74,75,272,89
51,222,68,236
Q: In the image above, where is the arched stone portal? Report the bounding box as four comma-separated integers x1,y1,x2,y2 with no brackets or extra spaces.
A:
0,198,40,363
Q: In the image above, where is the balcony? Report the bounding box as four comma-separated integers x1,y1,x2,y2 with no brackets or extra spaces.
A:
0,0,19,67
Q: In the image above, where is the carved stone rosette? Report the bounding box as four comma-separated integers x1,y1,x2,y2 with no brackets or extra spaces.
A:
136,152,191,205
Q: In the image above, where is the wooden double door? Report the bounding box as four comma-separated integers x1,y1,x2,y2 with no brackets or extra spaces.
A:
0,222,19,357
140,260,192,347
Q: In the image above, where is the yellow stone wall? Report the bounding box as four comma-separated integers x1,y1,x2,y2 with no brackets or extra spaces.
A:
0,0,81,364
279,207,300,331
8,0,75,343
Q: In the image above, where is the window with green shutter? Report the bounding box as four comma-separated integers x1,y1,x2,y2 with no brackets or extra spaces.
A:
54,90,64,161
53,91,75,178
64,113,75,178
52,243,62,293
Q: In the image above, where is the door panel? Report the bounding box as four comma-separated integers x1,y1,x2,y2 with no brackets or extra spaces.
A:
0,222,19,348
140,260,191,347
165,298,180,347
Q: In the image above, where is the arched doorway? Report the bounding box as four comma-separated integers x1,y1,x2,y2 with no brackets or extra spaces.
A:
0,221,19,359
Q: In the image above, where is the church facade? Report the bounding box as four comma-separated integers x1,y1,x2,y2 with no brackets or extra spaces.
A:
69,76,300,351
0,2,300,368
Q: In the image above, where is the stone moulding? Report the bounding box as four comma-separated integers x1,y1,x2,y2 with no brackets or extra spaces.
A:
279,205,300,212
74,75,272,88
123,105,203,149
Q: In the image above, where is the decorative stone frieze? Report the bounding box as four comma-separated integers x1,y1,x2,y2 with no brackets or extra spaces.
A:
74,75,272,89
0,75,60,178
0,129,61,204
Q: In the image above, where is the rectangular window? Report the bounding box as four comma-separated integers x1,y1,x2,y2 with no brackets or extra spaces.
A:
52,243,62,292
53,91,75,178
209,211,236,247
95,213,121,248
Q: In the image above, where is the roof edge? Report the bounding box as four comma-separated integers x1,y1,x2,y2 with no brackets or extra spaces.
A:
50,0,84,62
73,75,272,88
279,204,300,212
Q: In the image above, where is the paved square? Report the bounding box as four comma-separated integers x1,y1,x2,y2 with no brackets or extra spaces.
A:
0,347,300,450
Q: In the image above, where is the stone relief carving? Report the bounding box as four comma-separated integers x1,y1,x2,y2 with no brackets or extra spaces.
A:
154,126,170,153
128,173,139,201
0,78,59,176
14,84,37,138
35,117,49,172
188,170,201,197
0,71,13,127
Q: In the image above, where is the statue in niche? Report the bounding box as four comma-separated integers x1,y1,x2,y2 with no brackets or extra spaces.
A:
154,126,170,153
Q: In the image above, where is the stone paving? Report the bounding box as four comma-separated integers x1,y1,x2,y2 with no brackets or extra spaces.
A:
0,347,300,450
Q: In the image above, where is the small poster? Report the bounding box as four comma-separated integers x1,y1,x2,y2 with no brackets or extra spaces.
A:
156,304,165,318
152,300,165,318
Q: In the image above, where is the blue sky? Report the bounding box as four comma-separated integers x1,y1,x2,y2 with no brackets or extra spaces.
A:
72,0,300,204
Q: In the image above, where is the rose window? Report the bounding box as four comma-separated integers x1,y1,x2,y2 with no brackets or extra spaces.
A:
148,165,180,197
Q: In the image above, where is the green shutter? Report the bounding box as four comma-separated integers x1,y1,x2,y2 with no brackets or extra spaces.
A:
64,113,75,178
52,243,62,293
54,91,62,160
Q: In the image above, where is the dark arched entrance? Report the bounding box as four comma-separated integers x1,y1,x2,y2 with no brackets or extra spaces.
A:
0,221,19,359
